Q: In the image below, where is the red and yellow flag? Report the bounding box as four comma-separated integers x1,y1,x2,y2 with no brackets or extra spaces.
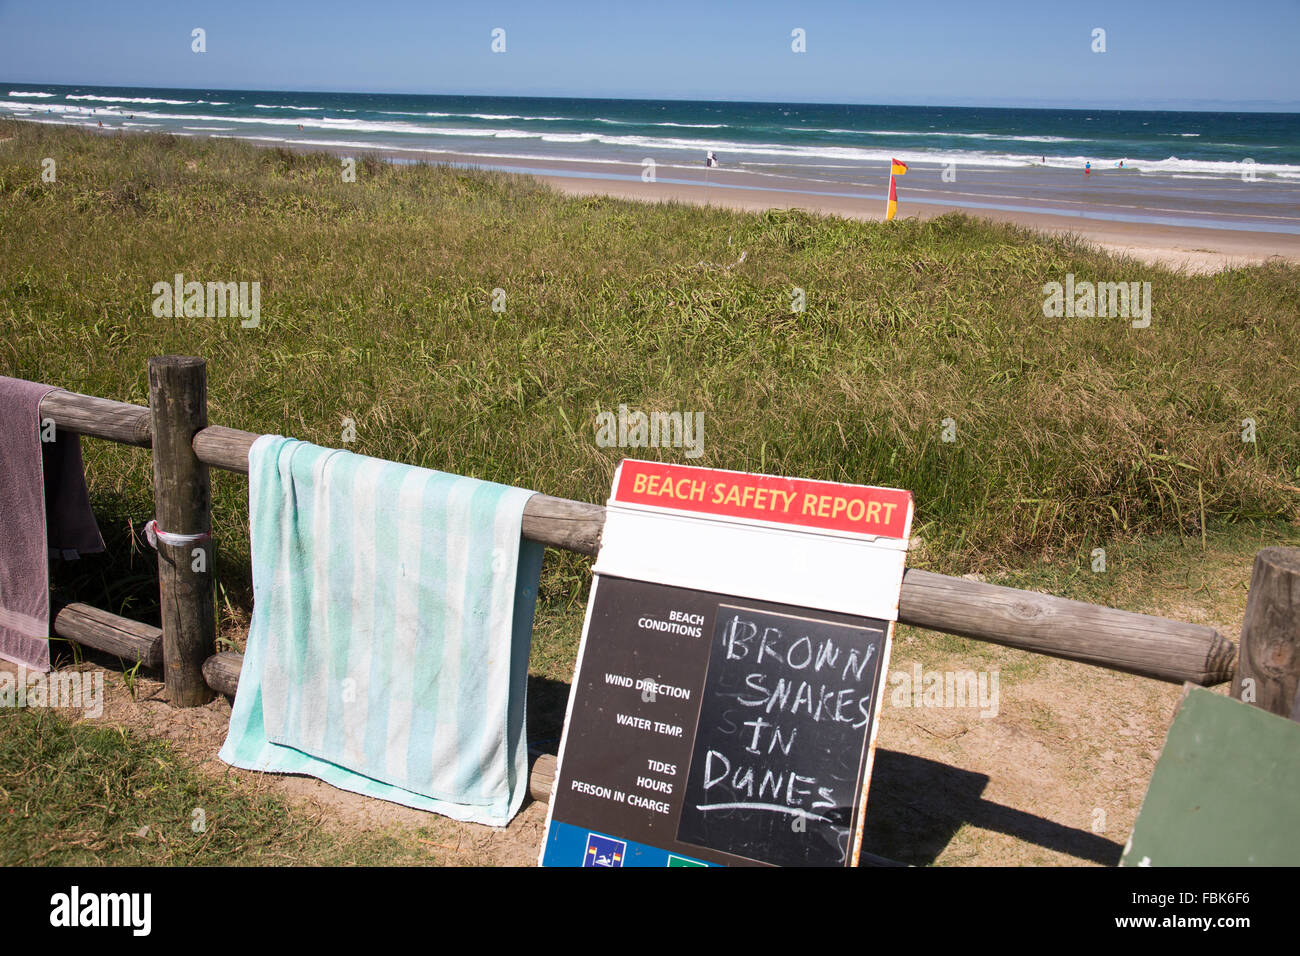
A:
886,158,907,220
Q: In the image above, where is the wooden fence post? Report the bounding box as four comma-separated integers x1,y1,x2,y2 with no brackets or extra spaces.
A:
148,356,216,707
1232,547,1300,720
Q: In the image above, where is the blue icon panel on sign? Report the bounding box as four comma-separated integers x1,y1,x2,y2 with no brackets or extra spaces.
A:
583,833,627,867
542,821,717,866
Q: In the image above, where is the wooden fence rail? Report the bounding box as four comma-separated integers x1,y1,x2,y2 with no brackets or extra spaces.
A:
31,356,1300,814
18,352,1299,843
38,371,1240,698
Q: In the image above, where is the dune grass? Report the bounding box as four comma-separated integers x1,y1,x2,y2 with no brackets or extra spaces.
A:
1,118,1298,657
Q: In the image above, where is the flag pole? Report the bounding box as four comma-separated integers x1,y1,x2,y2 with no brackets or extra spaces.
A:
884,158,905,221
885,158,896,221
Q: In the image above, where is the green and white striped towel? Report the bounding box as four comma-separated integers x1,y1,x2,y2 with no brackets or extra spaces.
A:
220,435,542,826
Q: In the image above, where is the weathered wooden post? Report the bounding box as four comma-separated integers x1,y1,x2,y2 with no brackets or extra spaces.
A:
148,356,216,707
1232,547,1300,720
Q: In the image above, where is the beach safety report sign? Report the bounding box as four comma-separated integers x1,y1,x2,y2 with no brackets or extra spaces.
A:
539,460,912,867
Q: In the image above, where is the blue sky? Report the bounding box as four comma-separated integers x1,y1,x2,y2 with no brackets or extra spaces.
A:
0,0,1296,109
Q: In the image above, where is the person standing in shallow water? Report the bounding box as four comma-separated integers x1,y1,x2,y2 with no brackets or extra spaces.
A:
1085,161,1091,176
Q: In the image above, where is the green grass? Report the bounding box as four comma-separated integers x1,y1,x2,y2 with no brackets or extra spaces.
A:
2,118,1298,671
5,120,1295,867
0,706,455,865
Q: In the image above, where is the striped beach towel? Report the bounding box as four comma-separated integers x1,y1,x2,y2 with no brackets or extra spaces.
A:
220,436,543,825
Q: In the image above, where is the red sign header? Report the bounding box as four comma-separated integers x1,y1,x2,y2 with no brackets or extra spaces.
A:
612,460,911,540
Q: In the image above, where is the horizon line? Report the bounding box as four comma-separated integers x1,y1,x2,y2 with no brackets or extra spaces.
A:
3,79,1298,115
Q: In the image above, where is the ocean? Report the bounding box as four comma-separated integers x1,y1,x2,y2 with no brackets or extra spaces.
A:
5,84,1299,234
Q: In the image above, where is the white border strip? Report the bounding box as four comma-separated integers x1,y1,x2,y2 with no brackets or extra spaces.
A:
594,506,908,621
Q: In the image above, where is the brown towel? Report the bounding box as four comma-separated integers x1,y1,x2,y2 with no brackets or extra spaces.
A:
0,377,104,670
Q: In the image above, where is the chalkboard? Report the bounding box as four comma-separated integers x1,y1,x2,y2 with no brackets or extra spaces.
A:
676,603,887,866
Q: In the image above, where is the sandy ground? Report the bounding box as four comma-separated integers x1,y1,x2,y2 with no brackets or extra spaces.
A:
0,657,550,866
3,537,1263,867
533,174,1300,275
273,142,1300,276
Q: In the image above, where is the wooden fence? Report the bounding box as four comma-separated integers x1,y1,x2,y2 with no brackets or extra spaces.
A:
29,356,1300,801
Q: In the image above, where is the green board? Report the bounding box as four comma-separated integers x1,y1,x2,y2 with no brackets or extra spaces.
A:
1122,686,1300,866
